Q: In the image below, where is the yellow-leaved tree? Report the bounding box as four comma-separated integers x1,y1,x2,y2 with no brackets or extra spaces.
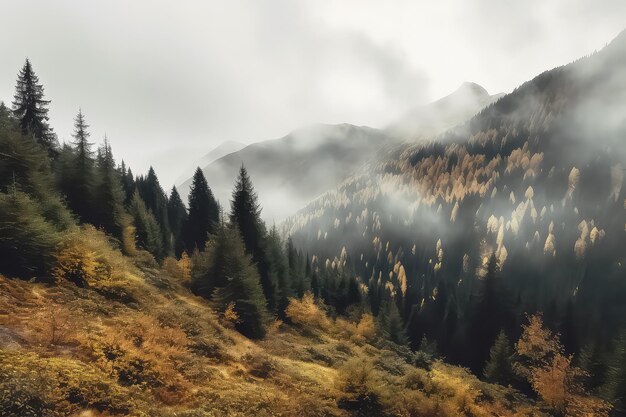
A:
514,314,610,417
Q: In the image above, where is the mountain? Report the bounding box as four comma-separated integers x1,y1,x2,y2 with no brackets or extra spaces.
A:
387,81,504,140
173,140,245,186
284,31,626,369
180,84,498,222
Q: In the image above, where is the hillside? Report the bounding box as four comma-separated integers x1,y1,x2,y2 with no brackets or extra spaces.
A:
284,30,626,373
178,83,500,222
0,230,547,417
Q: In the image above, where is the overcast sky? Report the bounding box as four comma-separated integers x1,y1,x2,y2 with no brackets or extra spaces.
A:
0,1,624,188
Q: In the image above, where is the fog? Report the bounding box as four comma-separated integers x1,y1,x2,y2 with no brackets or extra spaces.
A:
0,1,624,189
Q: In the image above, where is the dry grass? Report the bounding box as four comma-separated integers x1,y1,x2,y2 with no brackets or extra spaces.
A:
0,250,549,417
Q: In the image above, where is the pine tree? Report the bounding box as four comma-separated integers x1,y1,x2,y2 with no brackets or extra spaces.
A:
379,300,408,345
267,226,289,317
201,223,268,339
184,167,219,252
229,165,274,309
286,237,306,297
578,343,606,392
483,330,514,386
0,191,61,278
11,59,56,154
602,330,626,412
128,190,162,256
138,167,171,257
168,186,188,257
60,109,96,223
94,137,127,240
119,162,135,203
469,252,507,372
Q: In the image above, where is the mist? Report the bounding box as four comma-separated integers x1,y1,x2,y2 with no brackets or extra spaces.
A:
1,1,624,189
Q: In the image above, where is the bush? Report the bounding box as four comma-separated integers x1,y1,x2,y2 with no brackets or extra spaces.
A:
334,357,387,415
0,349,138,417
243,352,279,379
51,226,141,302
285,293,330,330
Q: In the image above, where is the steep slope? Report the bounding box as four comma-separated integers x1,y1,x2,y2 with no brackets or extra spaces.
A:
179,84,498,222
0,249,545,417
284,30,626,366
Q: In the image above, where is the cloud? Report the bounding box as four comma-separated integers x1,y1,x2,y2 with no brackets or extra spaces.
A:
0,0,623,189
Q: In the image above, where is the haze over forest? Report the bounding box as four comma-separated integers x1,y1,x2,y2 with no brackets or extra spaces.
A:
0,3,625,417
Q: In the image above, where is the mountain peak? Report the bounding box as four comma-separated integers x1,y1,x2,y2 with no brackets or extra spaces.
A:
454,82,490,98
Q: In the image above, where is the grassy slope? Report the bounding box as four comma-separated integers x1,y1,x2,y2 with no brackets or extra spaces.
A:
0,250,546,417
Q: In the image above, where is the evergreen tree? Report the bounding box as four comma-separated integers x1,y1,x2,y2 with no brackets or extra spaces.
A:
286,237,306,297
184,167,219,252
0,115,72,230
578,343,606,392
229,165,275,310
267,226,289,317
469,253,507,372
60,109,96,224
0,191,61,278
94,137,127,240
202,224,269,339
379,300,408,345
602,330,626,412
11,59,56,153
483,330,514,386
167,186,188,257
119,161,135,204
128,190,162,256
137,167,171,257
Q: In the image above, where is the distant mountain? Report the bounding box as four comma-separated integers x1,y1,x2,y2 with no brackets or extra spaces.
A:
173,140,245,186
387,81,504,140
284,31,626,367
179,84,498,221
179,124,390,222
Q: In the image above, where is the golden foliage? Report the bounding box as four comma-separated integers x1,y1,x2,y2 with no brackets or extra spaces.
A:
514,314,610,416
285,292,330,329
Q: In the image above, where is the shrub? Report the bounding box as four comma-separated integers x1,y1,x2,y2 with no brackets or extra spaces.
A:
356,313,377,341
243,352,279,379
334,357,387,415
51,226,141,302
285,293,330,330
0,349,138,417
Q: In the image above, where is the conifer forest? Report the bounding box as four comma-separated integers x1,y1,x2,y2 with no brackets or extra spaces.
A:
0,3,625,417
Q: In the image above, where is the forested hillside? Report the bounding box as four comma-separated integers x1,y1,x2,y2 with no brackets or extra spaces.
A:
0,28,625,417
284,30,626,407
0,58,562,417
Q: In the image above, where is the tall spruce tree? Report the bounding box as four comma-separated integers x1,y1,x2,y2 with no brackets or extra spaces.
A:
229,165,276,310
469,253,507,372
200,223,268,339
128,190,162,257
483,330,514,386
61,109,96,223
380,300,408,345
138,167,171,257
184,167,219,252
12,59,56,154
94,137,127,240
167,186,188,257
267,226,290,317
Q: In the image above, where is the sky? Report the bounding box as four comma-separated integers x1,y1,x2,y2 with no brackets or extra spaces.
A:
0,1,624,188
